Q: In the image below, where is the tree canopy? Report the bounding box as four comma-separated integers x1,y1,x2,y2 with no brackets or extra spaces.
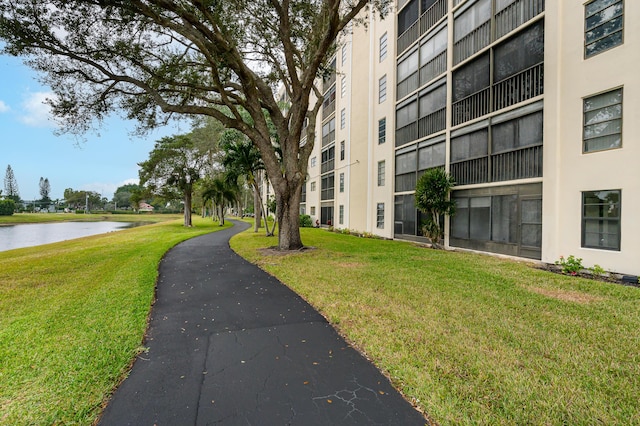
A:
0,0,391,249
3,165,20,203
138,134,214,226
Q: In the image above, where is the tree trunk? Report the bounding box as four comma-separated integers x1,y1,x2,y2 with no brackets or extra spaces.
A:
253,185,261,233
183,189,192,227
275,181,303,250
218,204,224,226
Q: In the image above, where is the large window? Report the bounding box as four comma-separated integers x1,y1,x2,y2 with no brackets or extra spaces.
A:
582,190,621,250
321,173,335,201
339,173,344,193
339,205,344,225
583,88,622,153
585,0,624,58
321,146,335,174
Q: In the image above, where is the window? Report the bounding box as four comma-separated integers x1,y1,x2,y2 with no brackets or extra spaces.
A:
321,146,335,174
583,88,622,153
380,33,388,62
321,173,335,201
585,0,624,58
341,44,347,66
379,75,387,103
341,76,347,98
378,161,386,186
378,118,386,144
420,26,448,84
339,205,344,224
310,156,317,167
340,140,345,161
339,173,345,192
310,181,316,191
310,206,316,215
398,0,419,35
376,203,385,228
340,108,346,129
582,190,621,250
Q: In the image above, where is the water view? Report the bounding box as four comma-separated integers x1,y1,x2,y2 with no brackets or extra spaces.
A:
0,222,141,252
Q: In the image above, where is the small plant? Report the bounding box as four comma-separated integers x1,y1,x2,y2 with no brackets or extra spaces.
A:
589,264,606,278
555,255,584,276
299,214,313,228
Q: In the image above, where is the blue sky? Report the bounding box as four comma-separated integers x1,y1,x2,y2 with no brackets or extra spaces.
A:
0,53,185,201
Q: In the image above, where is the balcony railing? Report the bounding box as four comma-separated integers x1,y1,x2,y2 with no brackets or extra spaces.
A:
395,122,419,147
418,108,446,139
420,51,447,86
322,130,335,147
450,157,489,185
452,86,491,126
493,62,544,111
491,145,542,182
495,0,545,40
397,71,419,100
453,20,491,65
322,99,335,120
397,0,448,55
321,159,335,174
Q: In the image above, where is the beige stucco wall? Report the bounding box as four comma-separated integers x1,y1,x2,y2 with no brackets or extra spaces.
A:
544,1,640,275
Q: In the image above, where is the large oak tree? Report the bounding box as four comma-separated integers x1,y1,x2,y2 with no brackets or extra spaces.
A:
0,0,390,249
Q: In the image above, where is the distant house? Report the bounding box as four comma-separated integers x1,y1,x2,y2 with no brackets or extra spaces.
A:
138,202,154,212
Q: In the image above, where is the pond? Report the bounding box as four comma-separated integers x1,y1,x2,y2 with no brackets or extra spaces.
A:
0,221,144,252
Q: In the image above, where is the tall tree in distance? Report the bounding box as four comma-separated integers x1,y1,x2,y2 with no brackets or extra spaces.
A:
139,134,213,227
4,165,20,203
0,0,391,250
39,177,51,208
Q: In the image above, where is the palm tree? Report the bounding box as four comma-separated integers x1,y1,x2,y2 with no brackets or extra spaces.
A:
220,132,276,236
201,176,237,226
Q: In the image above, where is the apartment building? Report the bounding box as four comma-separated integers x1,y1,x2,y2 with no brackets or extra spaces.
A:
301,0,639,276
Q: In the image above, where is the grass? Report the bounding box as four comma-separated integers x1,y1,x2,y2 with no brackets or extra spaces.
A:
230,227,640,425
0,212,182,225
0,216,230,425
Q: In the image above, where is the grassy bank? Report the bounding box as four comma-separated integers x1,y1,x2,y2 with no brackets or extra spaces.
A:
0,217,230,425
231,228,640,425
0,212,182,225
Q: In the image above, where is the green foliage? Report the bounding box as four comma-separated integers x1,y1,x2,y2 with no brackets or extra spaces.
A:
0,198,15,215
3,165,20,203
414,168,456,248
299,214,313,228
589,264,606,278
555,255,584,275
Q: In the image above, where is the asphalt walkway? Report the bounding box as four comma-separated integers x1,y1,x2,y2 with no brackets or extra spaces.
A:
98,220,426,425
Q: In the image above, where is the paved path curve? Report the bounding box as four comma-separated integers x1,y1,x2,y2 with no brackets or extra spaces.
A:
98,221,426,425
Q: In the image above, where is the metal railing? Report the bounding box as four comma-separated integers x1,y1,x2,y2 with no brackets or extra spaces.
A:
322,99,335,120
322,130,335,147
397,0,447,55
453,20,491,64
396,71,419,100
321,159,335,174
450,157,489,185
418,108,446,139
420,51,447,86
452,87,491,126
495,0,545,40
491,145,542,182
395,122,419,147
493,62,544,111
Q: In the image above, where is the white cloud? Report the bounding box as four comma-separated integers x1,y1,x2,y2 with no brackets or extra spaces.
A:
19,91,57,127
0,100,9,113
81,178,139,199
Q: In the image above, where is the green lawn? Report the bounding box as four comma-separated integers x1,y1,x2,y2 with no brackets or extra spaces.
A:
0,212,182,224
0,217,230,425
231,227,640,425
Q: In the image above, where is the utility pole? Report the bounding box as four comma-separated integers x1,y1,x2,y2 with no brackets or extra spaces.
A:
85,193,89,213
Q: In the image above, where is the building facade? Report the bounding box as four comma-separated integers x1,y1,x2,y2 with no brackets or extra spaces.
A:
301,0,639,276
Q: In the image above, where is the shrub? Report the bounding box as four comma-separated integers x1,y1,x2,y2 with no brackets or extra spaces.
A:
299,214,313,228
0,199,16,216
555,255,583,275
